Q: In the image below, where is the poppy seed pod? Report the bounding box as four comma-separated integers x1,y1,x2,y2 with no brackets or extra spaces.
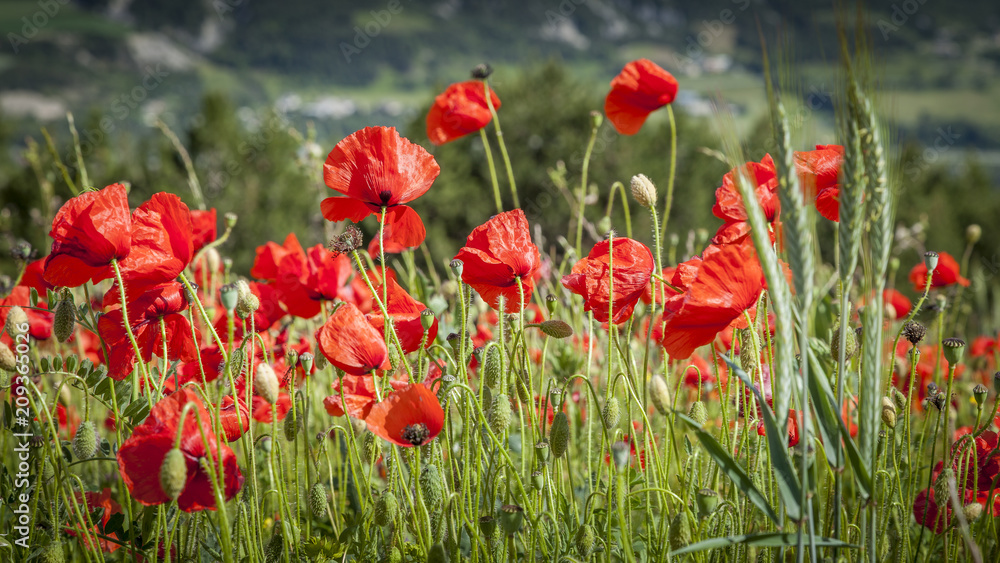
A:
420,308,435,331
880,397,897,429
924,251,939,273
450,259,463,277
902,321,926,346
602,397,621,430
539,320,573,339
630,174,657,208
973,384,988,408
531,469,544,490
942,338,966,366
549,412,570,458
53,292,76,343
498,504,524,535
488,394,512,436
10,240,32,262
299,352,314,374
309,482,328,520
471,63,493,79
696,488,719,518
160,448,188,501
479,515,497,538
374,490,398,526
219,283,239,312
574,524,596,557
534,439,551,464
650,374,671,416
72,421,97,460
254,363,280,405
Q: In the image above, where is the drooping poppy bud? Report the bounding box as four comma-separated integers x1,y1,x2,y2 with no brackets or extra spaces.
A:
160,448,187,501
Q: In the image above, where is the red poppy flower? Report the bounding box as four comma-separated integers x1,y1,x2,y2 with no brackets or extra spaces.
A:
653,241,765,359
366,277,438,354
971,335,999,358
44,183,132,287
364,383,444,447
454,209,541,314
117,388,243,512
218,395,250,442
794,145,844,222
316,302,390,376
190,208,217,252
712,155,780,245
323,374,406,419
641,267,678,305
251,232,305,281
757,409,800,448
98,281,201,380
20,258,55,294
119,193,194,284
882,289,913,319
562,238,654,325
67,489,123,553
426,81,501,145
250,393,292,423
321,126,440,250
909,251,970,291
604,59,678,135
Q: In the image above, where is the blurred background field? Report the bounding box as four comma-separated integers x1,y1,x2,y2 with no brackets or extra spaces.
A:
2,0,1000,310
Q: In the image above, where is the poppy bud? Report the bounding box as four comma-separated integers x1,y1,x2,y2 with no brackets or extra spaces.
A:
160,448,188,501
892,387,907,411
649,374,671,416
224,212,238,229
966,224,981,244
590,110,604,129
204,247,221,274
549,412,570,458
222,256,233,275
374,490,398,526
427,544,447,563
534,439,550,464
284,410,299,442
498,504,524,535
610,440,629,469
182,281,200,305
299,352,314,374
669,512,692,550
38,541,64,563
285,348,299,372
574,524,596,557
263,532,282,563
602,397,621,430
483,345,502,389
384,547,402,563
696,488,719,518
539,319,573,339
942,338,966,366
479,515,497,539
235,280,258,320
254,363,280,405
488,394,512,436
597,216,612,236
830,319,858,362
630,174,657,209
309,482,328,520
364,431,381,464
450,259,463,277
471,63,493,79
420,308,435,331
10,241,32,262
72,421,98,460
902,321,926,346
0,344,15,372
880,397,897,429
545,294,559,316
924,251,939,273
5,306,28,339
934,468,954,507
314,351,329,372
219,283,238,312
53,292,76,343
973,383,988,408
963,502,984,522
420,464,444,509
688,401,708,426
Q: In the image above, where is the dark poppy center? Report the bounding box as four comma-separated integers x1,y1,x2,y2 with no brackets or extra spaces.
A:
378,190,393,205
401,423,430,446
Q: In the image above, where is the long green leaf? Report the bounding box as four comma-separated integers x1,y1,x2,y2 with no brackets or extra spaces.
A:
675,413,781,526
722,357,803,522
806,347,844,468
670,532,857,556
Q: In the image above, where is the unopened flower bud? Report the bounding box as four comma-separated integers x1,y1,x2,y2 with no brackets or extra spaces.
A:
963,502,983,522
669,512,692,550
831,319,858,361
483,345,502,389
234,280,258,320
420,464,444,509
254,363,280,405
53,292,76,343
204,247,221,273
5,306,28,339
0,344,15,371
602,397,621,430
610,440,629,469
549,412,570,458
72,421,97,460
309,482,328,520
688,401,708,426
488,394,512,436
574,524,596,557
539,319,573,339
224,212,238,229
283,409,299,442
966,224,981,244
313,352,328,372
374,490,398,526
160,448,188,501
471,63,493,79
630,174,657,208
38,541,64,563
881,396,897,429
650,374,671,416
892,387,907,411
